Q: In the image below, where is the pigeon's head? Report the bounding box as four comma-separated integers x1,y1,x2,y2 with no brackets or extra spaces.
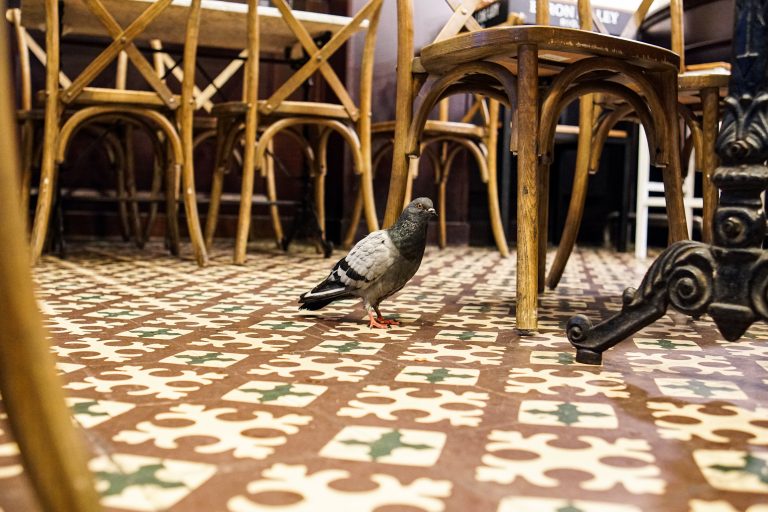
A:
404,197,437,220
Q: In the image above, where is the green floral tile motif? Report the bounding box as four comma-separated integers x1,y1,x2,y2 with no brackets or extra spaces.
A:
632,337,702,351
435,330,498,343
61,293,121,303
160,350,247,368
251,319,314,332
84,308,151,320
529,351,591,366
250,354,380,383
320,426,447,466
312,340,385,355
67,397,135,428
459,304,510,316
694,450,768,494
117,326,192,340
654,378,748,400
201,304,261,315
518,400,617,428
395,366,480,386
223,380,327,407
90,454,215,511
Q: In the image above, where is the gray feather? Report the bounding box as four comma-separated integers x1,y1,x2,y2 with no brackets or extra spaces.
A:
299,197,435,312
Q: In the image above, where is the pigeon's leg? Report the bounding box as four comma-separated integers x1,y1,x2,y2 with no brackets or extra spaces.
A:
367,310,390,329
373,305,400,326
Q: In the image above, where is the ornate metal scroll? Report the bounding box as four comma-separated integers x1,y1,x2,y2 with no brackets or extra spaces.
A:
566,0,768,364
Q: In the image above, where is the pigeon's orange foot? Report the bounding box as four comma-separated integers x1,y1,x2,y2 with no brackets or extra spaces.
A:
376,316,400,326
367,311,390,329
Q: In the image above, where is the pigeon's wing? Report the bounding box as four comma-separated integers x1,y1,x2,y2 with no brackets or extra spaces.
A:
328,229,399,290
299,230,399,309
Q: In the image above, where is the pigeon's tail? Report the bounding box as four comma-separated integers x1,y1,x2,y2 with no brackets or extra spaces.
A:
298,282,353,311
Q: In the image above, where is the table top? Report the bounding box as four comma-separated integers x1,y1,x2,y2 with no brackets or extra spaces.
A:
20,0,362,53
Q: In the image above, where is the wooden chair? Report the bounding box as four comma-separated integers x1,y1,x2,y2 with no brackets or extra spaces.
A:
0,2,101,509
23,0,208,266
383,0,689,332
7,7,141,243
350,94,510,256
204,0,384,264
545,0,729,289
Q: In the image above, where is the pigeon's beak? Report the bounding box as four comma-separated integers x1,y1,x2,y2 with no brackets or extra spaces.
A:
427,207,437,217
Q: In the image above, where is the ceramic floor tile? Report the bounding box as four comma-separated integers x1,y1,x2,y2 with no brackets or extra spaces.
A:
2,242,768,511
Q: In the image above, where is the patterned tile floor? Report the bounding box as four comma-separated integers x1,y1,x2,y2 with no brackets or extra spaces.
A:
1,242,768,511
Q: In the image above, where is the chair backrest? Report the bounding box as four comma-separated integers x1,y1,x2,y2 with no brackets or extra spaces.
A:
20,0,209,110
6,7,142,111
258,0,384,123
593,0,685,71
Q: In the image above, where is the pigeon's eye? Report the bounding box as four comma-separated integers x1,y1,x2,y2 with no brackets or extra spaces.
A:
416,204,423,209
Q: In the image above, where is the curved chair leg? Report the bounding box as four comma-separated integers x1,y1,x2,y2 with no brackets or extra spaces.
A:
358,146,379,235
143,157,163,247
660,72,688,244
107,132,130,242
164,160,181,256
486,168,510,257
264,140,284,247
546,96,595,289
314,133,328,238
343,141,391,248
344,182,365,249
30,147,57,264
700,87,719,243
19,120,35,233
537,159,550,293
204,136,229,251
205,117,240,250
437,170,448,249
123,123,146,248
205,161,226,251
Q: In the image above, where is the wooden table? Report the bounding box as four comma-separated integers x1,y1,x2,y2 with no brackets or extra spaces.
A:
20,0,362,54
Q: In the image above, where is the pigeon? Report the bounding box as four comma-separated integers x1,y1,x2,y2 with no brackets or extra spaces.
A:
299,197,437,328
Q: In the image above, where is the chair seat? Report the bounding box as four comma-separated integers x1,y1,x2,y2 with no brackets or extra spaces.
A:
373,119,486,138
212,100,350,120
678,68,730,102
419,25,680,76
36,87,178,108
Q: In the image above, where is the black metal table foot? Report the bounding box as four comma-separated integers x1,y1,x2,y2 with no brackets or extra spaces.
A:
566,0,768,363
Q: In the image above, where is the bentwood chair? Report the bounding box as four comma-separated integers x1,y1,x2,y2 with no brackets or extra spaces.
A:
350,94,509,255
204,0,384,264
545,0,729,289
22,0,208,266
383,0,689,332
7,8,142,244
0,2,101,509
